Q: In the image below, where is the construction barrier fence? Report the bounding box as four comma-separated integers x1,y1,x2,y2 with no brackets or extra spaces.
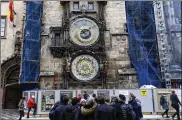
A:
23,89,181,116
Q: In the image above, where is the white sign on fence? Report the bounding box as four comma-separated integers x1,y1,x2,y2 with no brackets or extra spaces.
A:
119,90,129,96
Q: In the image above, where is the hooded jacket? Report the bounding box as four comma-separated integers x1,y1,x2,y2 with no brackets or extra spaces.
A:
78,102,97,120
27,97,35,108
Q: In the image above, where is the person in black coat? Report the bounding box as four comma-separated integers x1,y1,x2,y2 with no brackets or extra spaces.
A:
111,97,121,120
128,93,143,120
49,94,68,120
54,96,70,120
170,90,182,120
94,96,115,120
118,94,136,120
63,97,80,120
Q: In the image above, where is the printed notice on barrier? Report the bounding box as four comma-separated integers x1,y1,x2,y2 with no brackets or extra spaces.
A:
97,90,110,100
140,90,148,96
119,90,129,96
41,91,55,112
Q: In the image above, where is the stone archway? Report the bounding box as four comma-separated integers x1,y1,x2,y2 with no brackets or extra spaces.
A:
1,55,22,109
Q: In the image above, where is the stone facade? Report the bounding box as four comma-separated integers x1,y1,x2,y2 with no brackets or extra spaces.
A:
40,1,64,89
1,1,138,90
104,1,138,88
39,1,138,89
1,1,25,63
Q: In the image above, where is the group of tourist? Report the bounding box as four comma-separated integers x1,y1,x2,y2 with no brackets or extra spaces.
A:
17,90,181,120
49,92,143,120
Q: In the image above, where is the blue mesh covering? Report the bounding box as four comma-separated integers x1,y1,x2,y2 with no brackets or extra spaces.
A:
125,1,162,88
20,1,43,90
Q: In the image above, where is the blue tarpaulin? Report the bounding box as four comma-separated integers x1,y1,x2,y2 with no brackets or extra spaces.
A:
20,1,43,90
125,1,162,88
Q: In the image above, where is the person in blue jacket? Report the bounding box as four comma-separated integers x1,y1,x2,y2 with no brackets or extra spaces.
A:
128,93,143,120
170,90,182,120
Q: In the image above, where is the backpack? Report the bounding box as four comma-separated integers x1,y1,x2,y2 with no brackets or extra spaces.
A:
120,104,136,120
160,96,164,105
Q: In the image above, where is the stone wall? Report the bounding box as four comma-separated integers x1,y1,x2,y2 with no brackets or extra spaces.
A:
39,1,138,89
1,1,25,62
40,1,64,89
104,1,138,88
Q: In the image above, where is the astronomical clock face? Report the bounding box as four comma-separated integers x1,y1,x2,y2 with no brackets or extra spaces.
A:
69,18,99,46
71,54,99,81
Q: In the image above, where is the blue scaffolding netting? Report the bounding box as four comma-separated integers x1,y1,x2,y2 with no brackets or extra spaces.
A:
20,1,43,90
125,1,162,88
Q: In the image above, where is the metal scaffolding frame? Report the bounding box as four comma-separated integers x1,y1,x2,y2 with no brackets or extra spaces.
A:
125,1,162,88
20,1,43,90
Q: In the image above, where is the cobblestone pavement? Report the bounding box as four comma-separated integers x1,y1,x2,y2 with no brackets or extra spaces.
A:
0,109,19,120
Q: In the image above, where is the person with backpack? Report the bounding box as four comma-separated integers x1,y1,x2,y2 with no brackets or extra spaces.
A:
160,94,170,118
128,93,142,120
119,94,136,120
170,90,182,120
18,97,25,120
94,96,115,120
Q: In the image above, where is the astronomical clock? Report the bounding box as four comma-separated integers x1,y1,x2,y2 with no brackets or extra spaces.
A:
69,18,100,47
51,1,108,89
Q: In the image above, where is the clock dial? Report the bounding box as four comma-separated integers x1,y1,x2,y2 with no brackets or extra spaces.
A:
71,54,99,81
69,18,99,46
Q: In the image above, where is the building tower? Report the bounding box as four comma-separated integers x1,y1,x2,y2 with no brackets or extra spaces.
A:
49,1,108,89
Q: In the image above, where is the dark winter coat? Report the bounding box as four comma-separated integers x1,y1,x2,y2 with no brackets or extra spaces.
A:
78,103,97,120
94,103,115,120
63,104,80,120
54,104,70,120
49,95,68,120
170,93,182,108
160,95,169,110
129,99,143,120
111,103,121,120
49,101,62,120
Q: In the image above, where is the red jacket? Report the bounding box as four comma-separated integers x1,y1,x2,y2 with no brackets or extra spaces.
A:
27,98,35,108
